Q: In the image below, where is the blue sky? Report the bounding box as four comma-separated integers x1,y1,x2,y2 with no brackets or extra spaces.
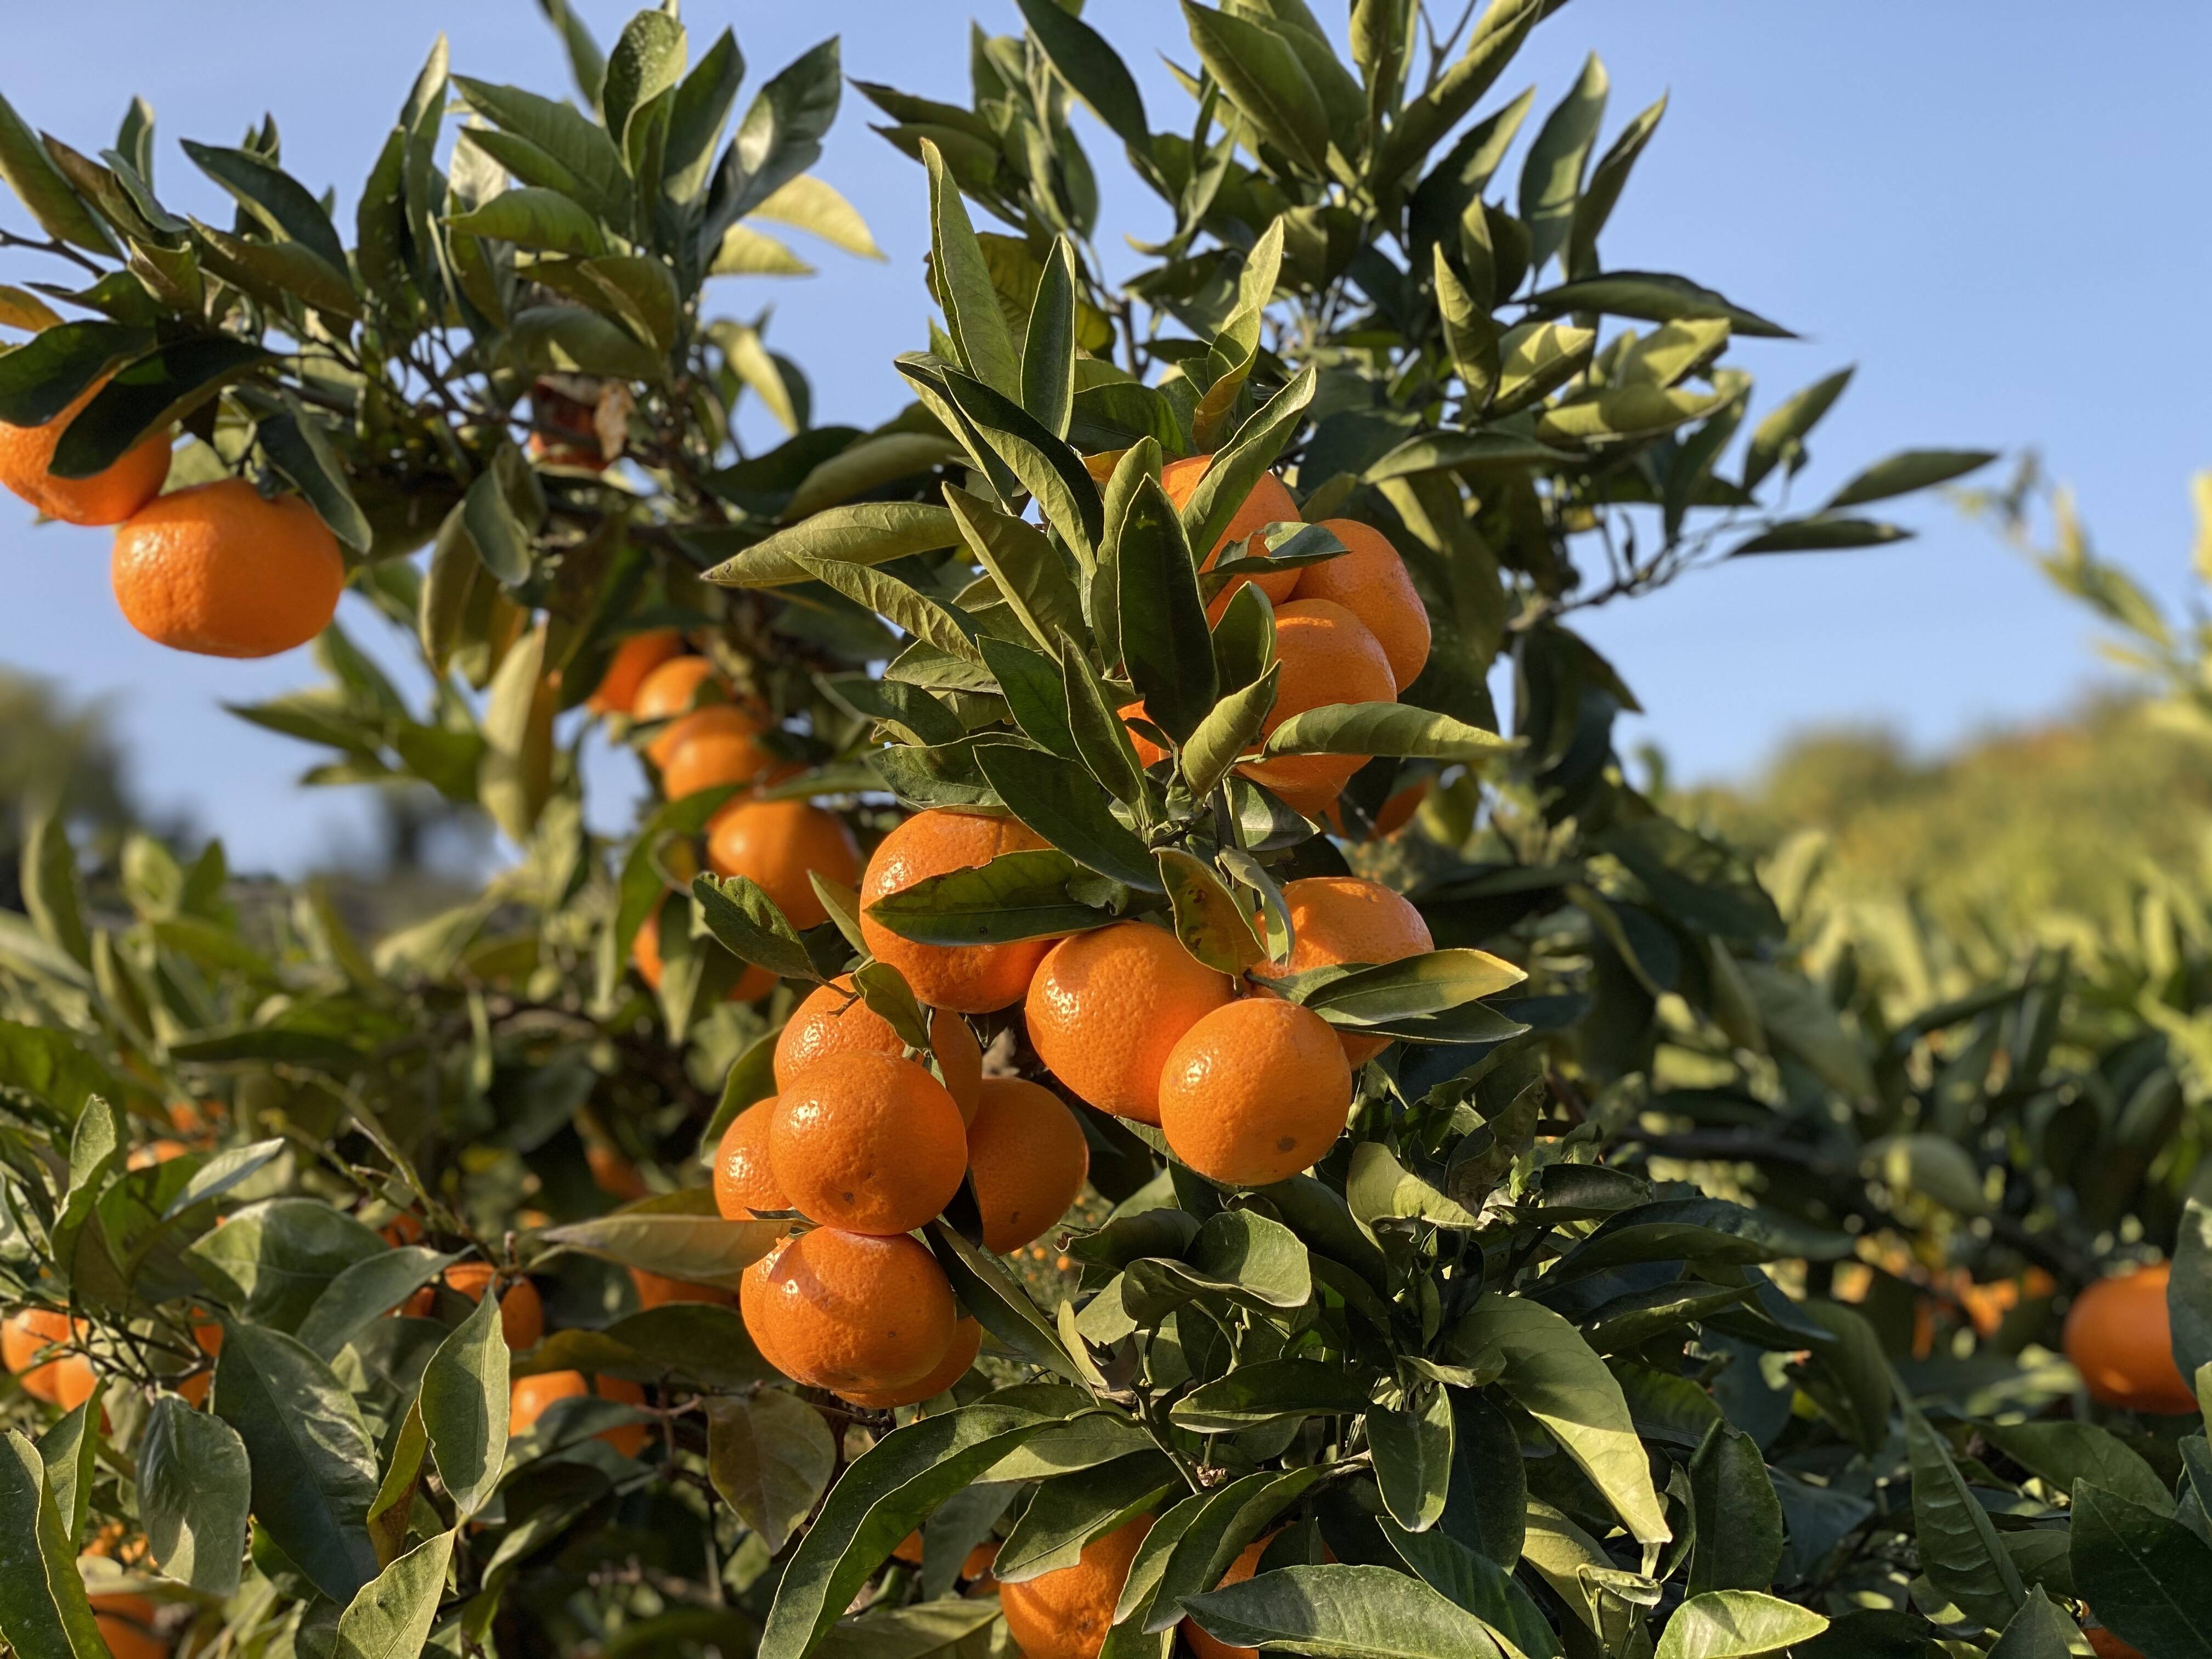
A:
3,2,2207,872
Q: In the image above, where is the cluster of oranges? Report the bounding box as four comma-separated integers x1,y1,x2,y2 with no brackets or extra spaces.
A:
1113,454,1433,822
0,382,347,658
588,629,862,1001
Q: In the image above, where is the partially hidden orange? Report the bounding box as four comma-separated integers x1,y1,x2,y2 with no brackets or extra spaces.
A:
659,702,782,799
712,1099,791,1220
837,1314,983,1409
2064,1262,2198,1414
588,629,685,715
775,974,982,1122
999,1513,1155,1659
1291,520,1431,692
1024,922,1231,1125
770,1052,967,1234
0,376,170,526
859,809,1059,1013
1249,875,1433,1065
707,798,860,930
1161,453,1301,620
966,1077,1091,1253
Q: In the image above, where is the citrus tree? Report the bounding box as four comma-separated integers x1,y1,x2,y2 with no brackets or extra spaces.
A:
0,3,2202,1658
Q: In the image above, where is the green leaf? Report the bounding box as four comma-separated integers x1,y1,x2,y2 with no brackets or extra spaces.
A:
997,1454,1181,1584
542,1190,786,1289
1519,53,1608,275
189,1198,387,1332
1023,239,1079,440
1156,849,1265,972
976,744,1161,892
22,811,88,970
2173,1198,2212,1386
785,551,986,665
692,871,821,983
665,28,744,204
1522,272,1795,338
509,303,664,381
1380,1519,1556,1657
922,139,1020,397
0,1430,108,1659
708,1390,838,1554
602,8,686,150
704,503,961,587
1371,1384,1454,1533
1988,1590,2090,1659
1825,447,1997,509
1122,1209,1311,1324
1687,1423,1783,1593
1742,366,1854,490
259,407,374,554
1299,949,1526,1031
1262,702,1511,763
1655,1592,1829,1658
1117,473,1217,744
1730,516,1912,556
49,336,269,479
1346,1143,1483,1232
1169,1359,1373,1432
453,76,629,223
1184,664,1280,798
1905,1400,2024,1628
753,173,883,259
944,483,1091,646
866,847,1113,946
181,140,349,271
192,217,361,319
757,1404,1072,1659
1060,635,1149,804
0,94,115,255
1548,1197,1854,1280
2070,1481,2212,1658
1183,3,1330,176
929,1224,1084,1383
1567,91,1667,280
1182,1564,1507,1659
1015,0,1150,154
213,1320,382,1603
334,1528,456,1659
420,1289,509,1517
1178,364,1316,566
1367,427,1578,481
0,320,149,427
452,184,610,255
138,1396,251,1596
1373,0,1548,191
1432,247,1500,407
1980,1421,2172,1516
707,38,842,236
296,1248,459,1363
1447,1297,1670,1547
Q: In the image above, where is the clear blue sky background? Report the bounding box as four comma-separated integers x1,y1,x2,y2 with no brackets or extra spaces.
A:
3,2,2207,873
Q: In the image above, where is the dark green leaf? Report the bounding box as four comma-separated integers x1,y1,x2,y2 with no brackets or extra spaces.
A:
1182,1564,1506,1659
1169,1359,1372,1432
1016,0,1151,154
0,1430,107,1658
0,320,149,427
180,140,348,270
921,140,1020,397
259,408,374,554
1905,1400,2024,1628
1518,54,1608,275
1742,367,1853,489
692,871,821,983
975,744,1161,891
420,1289,509,1516
708,1390,838,1555
50,337,268,479
1522,272,1795,338
139,1396,251,1597
1116,474,1216,745
1729,516,1911,557
1121,1210,1311,1324
996,1454,1181,1584
334,1528,456,1659
1825,448,1997,510
1370,1384,1454,1533
1023,239,1079,441
2070,1481,2212,1658
0,92,117,255
865,847,1112,946
1182,3,1330,176
703,504,962,588
1687,1423,1782,1594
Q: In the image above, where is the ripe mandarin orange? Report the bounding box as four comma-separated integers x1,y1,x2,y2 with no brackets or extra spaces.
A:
632,907,776,1002
633,656,724,763
837,1314,984,1409
3,1307,74,1402
770,1053,967,1234
126,1138,189,1170
966,1077,1090,1253
963,1541,1000,1583
631,1268,732,1310
894,1530,926,1564
713,1100,791,1219
587,629,685,715
50,1353,99,1411
1249,876,1433,1065
1232,599,1396,817
2064,1262,2197,1413
1158,998,1352,1187
402,1263,543,1349
1161,454,1301,619
740,1228,957,1395
999,1513,1155,1659
859,810,1059,1013
2086,1629,2148,1659
0,377,170,526
510,1370,650,1457
1290,521,1431,692
89,1593,165,1659
586,1142,650,1202
1181,1533,1280,1659
775,975,984,1122
660,702,781,798
112,478,346,658
1025,922,1232,1125
707,798,860,929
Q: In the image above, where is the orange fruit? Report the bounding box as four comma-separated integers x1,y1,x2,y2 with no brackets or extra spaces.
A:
50,1353,99,1412
588,629,686,715
632,907,777,1002
661,702,782,798
837,1314,983,1409
1290,521,1431,692
775,975,983,1122
633,656,725,763
859,810,1058,1012
1249,876,1433,1065
1000,1513,1154,1659
2064,1263,2197,1413
740,1228,956,1395
770,1053,967,1234
510,1370,650,1457
963,1540,1000,1582
126,1138,190,1170
894,1529,926,1564
1025,922,1232,1125
585,1142,650,1202
3,1308,74,1402
1181,1533,1279,1659
707,798,860,930
380,1212,426,1247
1080,449,1125,485
175,1319,223,1407
2087,1629,2148,1659
1161,454,1301,620
0,376,170,526
631,1267,733,1310
402,1263,544,1349
112,478,346,658
89,1591,165,1659
1232,599,1396,817
966,1077,1090,1253
1158,999,1352,1187
712,1100,791,1220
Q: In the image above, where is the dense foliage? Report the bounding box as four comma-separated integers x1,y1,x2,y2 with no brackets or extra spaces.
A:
0,4,2208,1658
